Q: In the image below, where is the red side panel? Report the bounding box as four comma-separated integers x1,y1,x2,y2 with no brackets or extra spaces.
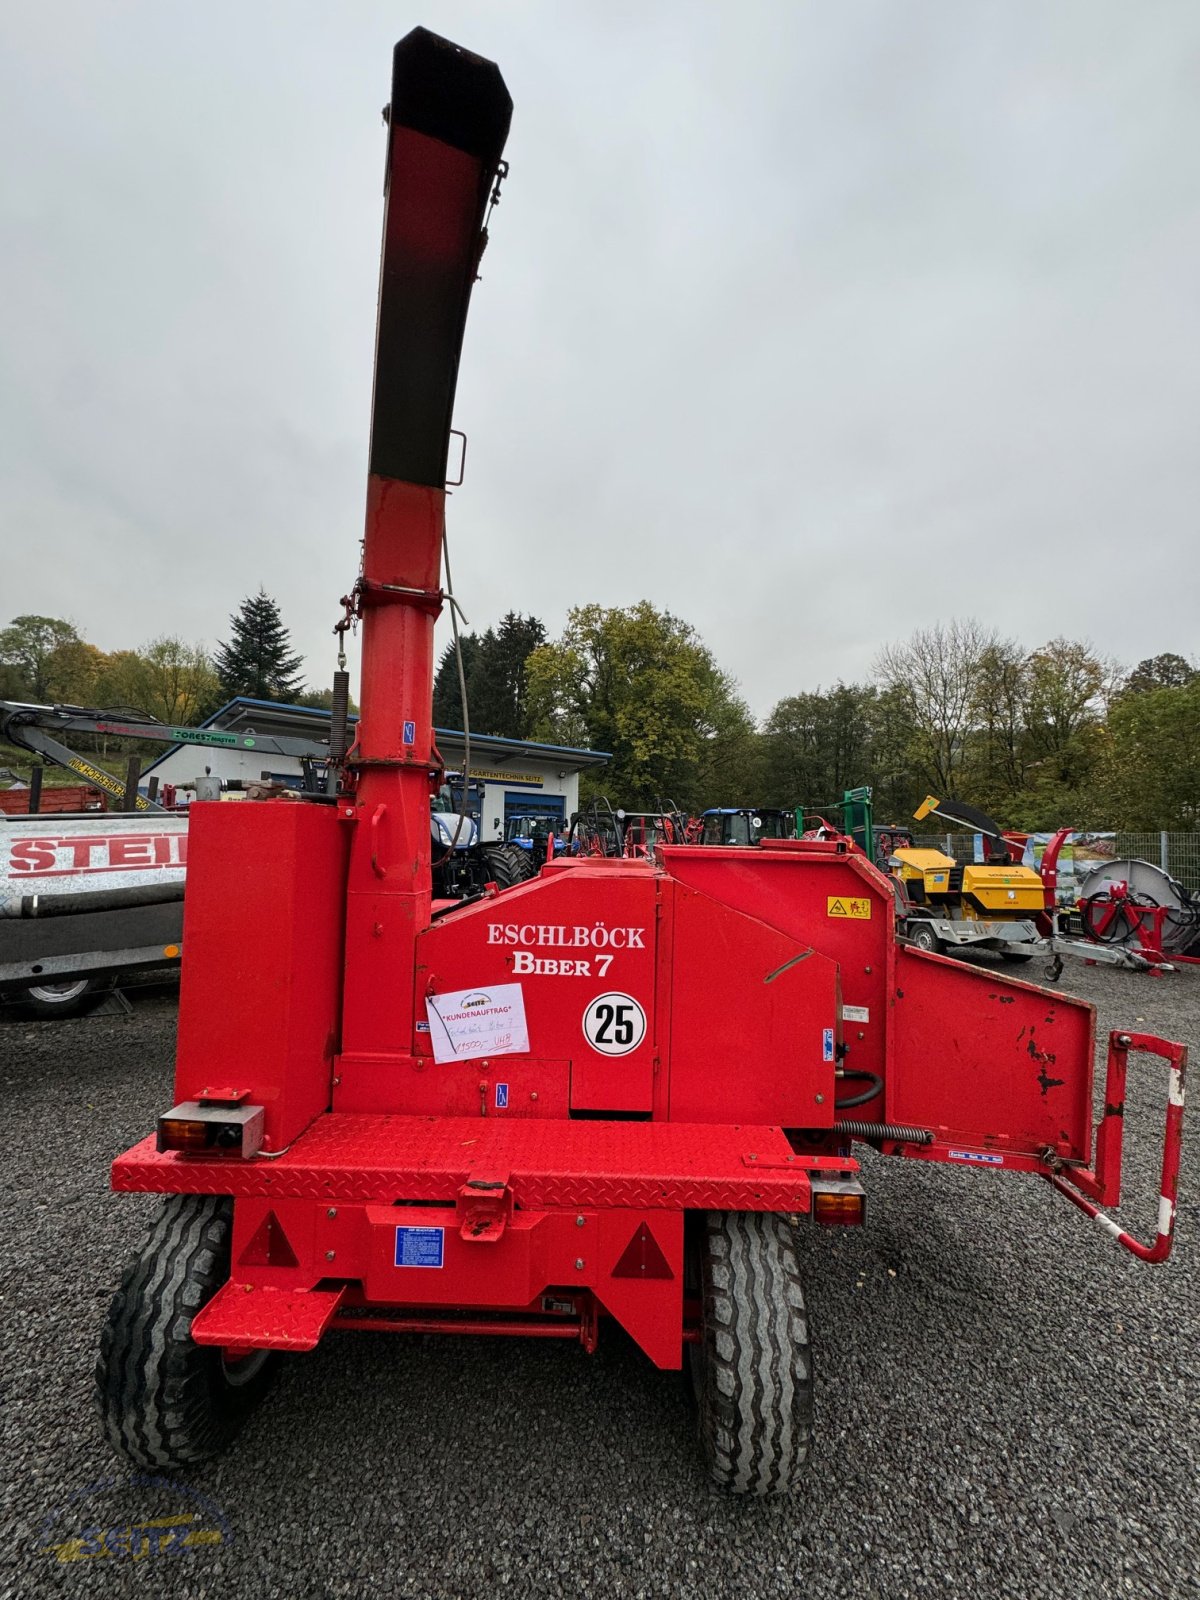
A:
358,861,660,1116
662,845,893,1120
174,802,349,1151
593,1208,683,1368
667,880,839,1126
888,946,1094,1161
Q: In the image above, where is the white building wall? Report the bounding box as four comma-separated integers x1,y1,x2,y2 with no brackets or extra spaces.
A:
477,771,579,842
145,743,582,828
143,745,308,792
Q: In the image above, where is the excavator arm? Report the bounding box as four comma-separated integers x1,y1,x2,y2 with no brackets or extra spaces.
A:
0,701,334,811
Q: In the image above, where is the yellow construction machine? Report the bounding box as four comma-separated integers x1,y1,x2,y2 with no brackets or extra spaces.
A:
888,795,1044,962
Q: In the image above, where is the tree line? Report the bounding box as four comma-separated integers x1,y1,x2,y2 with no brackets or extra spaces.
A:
0,590,328,735
5,590,1194,831
436,609,1197,832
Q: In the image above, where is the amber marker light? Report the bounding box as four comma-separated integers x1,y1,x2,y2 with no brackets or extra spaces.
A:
156,1101,265,1157
812,1189,866,1228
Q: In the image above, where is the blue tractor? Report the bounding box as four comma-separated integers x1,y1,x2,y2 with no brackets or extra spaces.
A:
699,808,797,847
502,812,565,869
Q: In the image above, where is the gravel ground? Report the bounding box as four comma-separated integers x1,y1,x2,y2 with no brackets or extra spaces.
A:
1,961,1198,1600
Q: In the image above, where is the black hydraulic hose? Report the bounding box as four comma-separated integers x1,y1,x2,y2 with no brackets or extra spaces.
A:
1081,888,1200,947
833,1119,934,1146
19,882,185,918
1081,891,1146,945
833,1070,883,1110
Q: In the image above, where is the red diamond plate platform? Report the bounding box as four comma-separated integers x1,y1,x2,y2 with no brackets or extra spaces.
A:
191,1282,346,1351
113,1114,841,1211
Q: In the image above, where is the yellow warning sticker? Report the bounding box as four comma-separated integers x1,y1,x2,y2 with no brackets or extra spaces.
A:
827,896,872,920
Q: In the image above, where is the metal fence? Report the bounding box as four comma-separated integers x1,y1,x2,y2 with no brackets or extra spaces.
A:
911,831,1200,892
1114,833,1200,892
912,833,979,863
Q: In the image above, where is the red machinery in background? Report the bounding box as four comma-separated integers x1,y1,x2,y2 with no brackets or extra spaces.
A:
96,30,1188,1494
1069,847,1200,972
1009,827,1200,974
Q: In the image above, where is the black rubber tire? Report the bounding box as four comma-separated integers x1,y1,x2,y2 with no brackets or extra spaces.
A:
19,975,110,1018
999,949,1035,964
479,842,532,887
909,923,941,954
507,843,540,881
96,1195,276,1468
691,1212,813,1494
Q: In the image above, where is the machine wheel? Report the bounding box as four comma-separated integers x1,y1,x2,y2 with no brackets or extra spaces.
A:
507,843,539,881
96,1195,276,1468
19,975,111,1018
480,842,534,886
999,949,1034,964
691,1212,813,1494
909,923,941,955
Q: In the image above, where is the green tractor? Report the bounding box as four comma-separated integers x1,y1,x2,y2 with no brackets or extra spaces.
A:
798,786,912,868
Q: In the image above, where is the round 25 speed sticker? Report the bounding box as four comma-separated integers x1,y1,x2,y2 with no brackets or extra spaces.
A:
582,992,647,1056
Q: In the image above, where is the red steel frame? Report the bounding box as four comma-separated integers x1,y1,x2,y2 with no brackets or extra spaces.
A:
1027,829,1200,971
1049,1033,1187,1261
1081,888,1200,973
111,30,1189,1375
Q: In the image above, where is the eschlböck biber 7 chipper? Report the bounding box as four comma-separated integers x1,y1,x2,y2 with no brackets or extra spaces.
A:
97,28,1188,1494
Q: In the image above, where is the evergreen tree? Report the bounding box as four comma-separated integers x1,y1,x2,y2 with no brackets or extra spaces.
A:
214,589,305,702
432,633,482,729
474,612,548,739
431,613,546,738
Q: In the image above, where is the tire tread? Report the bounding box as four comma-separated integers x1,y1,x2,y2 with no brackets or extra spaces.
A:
697,1211,812,1494
96,1195,274,1468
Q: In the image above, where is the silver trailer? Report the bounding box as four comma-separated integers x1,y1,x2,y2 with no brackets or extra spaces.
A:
0,811,188,1015
901,913,1041,961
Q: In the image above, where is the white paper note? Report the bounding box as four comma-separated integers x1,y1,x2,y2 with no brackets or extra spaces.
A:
425,983,530,1064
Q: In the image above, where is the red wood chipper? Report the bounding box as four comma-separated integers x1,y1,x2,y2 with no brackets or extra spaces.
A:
97,29,1188,1494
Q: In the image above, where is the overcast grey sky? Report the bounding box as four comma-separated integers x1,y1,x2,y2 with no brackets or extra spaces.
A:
2,2,1197,718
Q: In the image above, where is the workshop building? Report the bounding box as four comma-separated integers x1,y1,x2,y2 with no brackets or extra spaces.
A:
142,697,608,839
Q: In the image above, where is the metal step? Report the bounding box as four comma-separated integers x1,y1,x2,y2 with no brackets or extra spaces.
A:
191,1282,347,1351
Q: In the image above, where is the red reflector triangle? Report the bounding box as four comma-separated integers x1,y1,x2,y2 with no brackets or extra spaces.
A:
238,1210,299,1269
612,1221,673,1280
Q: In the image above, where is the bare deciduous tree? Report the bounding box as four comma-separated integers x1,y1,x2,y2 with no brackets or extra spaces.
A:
874,619,998,795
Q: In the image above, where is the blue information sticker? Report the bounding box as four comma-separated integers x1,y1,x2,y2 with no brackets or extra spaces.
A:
394,1226,444,1268
948,1149,1004,1166
495,1082,509,1109
822,1027,834,1062
402,720,416,745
